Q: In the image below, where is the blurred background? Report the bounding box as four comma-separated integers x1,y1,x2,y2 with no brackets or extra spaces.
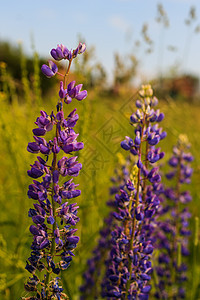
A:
0,0,200,299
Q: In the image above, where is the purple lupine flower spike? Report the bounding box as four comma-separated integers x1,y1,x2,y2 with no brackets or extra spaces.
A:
80,156,132,299
80,85,166,299
100,85,166,299
153,134,193,299
23,42,87,300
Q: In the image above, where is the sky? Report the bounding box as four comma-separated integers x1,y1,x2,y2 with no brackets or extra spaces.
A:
1,0,200,83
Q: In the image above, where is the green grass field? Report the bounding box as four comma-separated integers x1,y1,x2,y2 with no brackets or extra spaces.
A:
0,67,200,299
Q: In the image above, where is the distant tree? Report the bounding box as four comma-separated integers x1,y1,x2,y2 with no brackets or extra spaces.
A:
0,40,55,98
152,74,199,101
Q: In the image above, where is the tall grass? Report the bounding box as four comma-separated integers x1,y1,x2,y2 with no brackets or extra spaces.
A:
0,48,200,299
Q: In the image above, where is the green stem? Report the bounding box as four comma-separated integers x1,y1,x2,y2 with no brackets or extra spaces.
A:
125,123,145,299
142,123,149,203
45,151,57,297
171,153,182,286
51,154,57,258
151,259,163,299
44,58,73,298
60,59,72,109
64,59,72,89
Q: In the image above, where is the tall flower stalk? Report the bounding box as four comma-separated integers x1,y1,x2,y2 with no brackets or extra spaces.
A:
23,43,87,300
101,85,166,299
80,85,166,299
80,154,132,299
153,134,193,299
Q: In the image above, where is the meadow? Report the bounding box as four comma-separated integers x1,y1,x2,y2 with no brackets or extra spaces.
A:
0,44,200,300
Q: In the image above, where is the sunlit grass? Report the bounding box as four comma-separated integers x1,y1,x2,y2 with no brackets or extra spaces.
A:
0,54,200,299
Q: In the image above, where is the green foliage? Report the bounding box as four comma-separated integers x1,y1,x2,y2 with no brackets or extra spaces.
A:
0,40,56,98
0,44,200,299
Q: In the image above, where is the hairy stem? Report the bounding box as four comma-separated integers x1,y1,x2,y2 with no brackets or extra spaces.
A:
45,60,72,297
125,123,145,299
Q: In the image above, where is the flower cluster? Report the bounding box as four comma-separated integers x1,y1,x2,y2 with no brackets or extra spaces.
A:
80,85,166,299
41,43,86,78
23,42,87,300
103,85,166,299
80,155,131,299
154,134,193,299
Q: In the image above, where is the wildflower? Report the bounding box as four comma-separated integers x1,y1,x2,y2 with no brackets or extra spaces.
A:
23,42,87,299
153,135,193,299
80,85,166,299
80,156,131,299
103,85,166,299
66,81,87,101
51,44,71,61
41,60,58,78
50,42,86,61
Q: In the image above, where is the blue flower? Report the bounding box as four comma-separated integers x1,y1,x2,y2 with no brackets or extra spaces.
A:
41,60,58,78
24,43,87,299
